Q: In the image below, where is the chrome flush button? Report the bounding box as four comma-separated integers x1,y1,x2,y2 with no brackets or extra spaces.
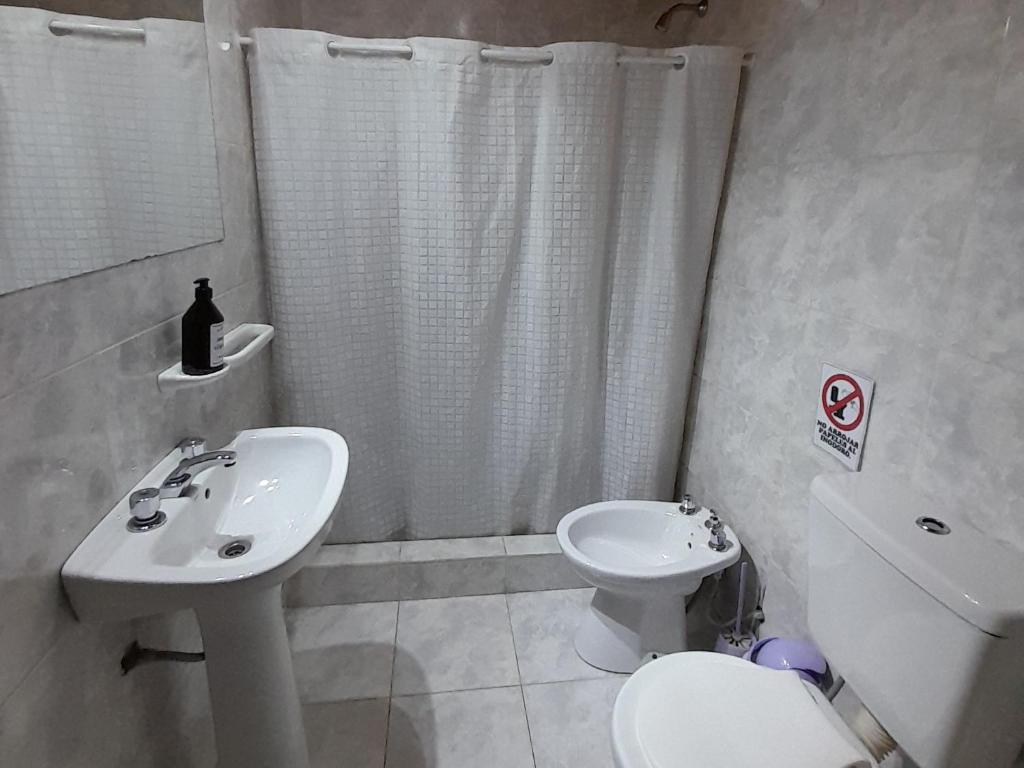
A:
916,516,951,535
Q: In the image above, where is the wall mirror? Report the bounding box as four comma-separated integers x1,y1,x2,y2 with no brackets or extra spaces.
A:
0,0,222,295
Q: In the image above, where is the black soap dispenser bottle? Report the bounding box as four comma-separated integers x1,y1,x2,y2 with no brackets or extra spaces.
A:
181,278,225,375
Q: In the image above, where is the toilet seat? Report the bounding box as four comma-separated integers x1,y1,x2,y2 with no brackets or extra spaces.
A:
611,652,876,768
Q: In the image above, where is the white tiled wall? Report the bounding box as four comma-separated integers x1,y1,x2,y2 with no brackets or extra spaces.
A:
680,0,1024,634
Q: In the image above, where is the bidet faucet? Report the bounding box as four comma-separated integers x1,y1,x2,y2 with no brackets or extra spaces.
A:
177,436,207,459
705,509,730,552
160,438,237,499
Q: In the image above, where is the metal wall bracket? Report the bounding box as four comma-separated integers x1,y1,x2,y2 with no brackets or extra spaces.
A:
655,0,710,31
120,640,205,675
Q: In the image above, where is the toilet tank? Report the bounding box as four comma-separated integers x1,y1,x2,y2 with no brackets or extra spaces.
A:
808,473,1024,768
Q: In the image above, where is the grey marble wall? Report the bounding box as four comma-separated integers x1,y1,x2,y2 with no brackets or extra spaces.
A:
297,0,692,46
679,0,1023,634
0,0,279,764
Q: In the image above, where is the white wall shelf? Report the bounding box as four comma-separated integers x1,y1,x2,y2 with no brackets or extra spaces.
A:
157,322,275,392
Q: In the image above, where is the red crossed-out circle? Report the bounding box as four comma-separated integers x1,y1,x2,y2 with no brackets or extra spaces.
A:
821,373,864,432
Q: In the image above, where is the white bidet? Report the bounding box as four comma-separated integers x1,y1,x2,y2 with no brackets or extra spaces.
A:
556,500,741,673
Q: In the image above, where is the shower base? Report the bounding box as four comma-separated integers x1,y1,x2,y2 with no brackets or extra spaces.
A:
285,533,585,607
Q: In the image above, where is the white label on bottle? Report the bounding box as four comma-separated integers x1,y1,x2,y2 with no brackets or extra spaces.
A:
210,322,225,367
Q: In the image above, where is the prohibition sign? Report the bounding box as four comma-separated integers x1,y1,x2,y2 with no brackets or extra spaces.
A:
821,373,864,432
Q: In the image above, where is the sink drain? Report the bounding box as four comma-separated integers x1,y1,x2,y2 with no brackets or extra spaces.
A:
218,540,252,559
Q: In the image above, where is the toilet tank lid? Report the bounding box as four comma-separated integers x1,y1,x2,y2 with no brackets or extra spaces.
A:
811,474,1024,639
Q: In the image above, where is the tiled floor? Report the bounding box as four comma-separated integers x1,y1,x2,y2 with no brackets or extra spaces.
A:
287,588,626,768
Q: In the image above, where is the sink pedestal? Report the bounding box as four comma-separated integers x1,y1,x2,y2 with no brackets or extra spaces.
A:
197,586,309,768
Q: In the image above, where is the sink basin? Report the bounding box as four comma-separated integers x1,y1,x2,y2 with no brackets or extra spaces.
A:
62,426,349,768
63,427,349,621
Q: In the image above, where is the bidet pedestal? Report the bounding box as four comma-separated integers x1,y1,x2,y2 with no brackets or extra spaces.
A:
574,589,687,673
196,586,310,768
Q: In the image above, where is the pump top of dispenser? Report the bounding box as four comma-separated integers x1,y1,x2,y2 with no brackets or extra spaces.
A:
194,277,213,298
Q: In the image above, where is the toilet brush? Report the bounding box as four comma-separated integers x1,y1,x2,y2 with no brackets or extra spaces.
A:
849,704,899,764
713,562,756,656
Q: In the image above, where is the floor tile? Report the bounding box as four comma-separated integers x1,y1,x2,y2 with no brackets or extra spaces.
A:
523,678,626,768
502,534,560,556
506,552,587,593
286,543,402,606
400,536,507,601
400,538,508,600
508,589,621,684
400,539,507,599
305,698,389,768
505,534,585,593
400,537,505,561
399,557,507,601
392,595,520,695
288,603,398,702
387,687,535,768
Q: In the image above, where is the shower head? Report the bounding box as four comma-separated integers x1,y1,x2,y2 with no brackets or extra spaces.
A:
655,0,709,31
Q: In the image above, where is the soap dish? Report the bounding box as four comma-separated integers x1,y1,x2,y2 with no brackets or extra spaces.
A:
157,323,274,392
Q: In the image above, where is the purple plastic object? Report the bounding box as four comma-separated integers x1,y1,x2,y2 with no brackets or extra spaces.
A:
744,637,827,685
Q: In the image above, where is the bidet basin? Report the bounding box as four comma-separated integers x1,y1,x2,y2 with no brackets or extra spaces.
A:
557,500,741,672
558,500,740,596
62,426,349,768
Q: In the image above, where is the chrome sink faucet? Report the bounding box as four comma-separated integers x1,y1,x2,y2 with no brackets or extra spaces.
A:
159,436,237,499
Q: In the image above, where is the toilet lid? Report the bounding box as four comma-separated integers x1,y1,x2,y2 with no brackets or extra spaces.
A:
612,652,875,768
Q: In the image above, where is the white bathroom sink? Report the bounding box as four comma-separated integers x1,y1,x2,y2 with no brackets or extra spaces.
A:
62,426,349,768
62,426,349,622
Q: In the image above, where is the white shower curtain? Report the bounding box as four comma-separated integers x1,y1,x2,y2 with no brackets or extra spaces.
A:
249,31,741,543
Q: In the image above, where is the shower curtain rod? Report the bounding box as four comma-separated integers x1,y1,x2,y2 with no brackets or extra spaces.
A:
48,19,146,40
41,25,754,67
234,36,755,67
41,25,753,67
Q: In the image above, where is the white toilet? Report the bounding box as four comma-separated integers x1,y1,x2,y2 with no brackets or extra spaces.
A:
611,473,1024,768
556,500,741,673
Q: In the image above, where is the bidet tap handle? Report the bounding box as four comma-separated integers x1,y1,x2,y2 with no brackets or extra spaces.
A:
709,530,730,551
708,514,729,551
679,494,698,515
705,510,722,530
176,436,207,459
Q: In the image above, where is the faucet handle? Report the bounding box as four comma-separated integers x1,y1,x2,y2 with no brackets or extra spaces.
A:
127,487,166,532
679,494,698,515
703,508,730,551
129,488,161,521
709,529,730,552
177,437,206,459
